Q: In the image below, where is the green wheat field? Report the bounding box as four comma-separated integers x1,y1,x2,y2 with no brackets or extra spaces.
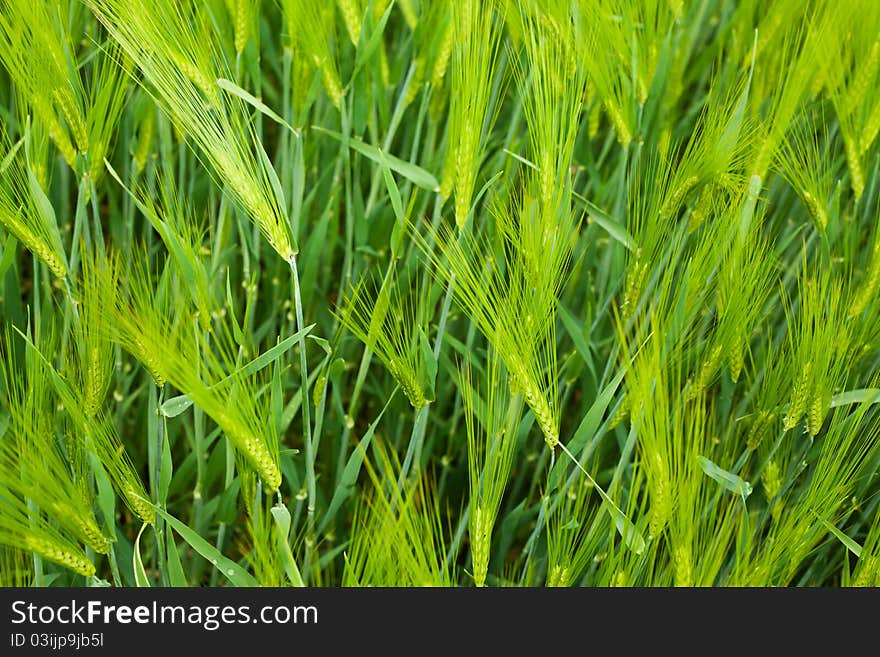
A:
1,0,879,588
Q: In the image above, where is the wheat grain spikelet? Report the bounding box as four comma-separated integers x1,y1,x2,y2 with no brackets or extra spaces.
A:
470,506,490,587
131,336,167,387
431,19,454,88
673,544,693,587
49,502,110,554
690,342,724,399
32,97,78,167
52,87,88,152
747,411,774,451
850,240,880,317
23,536,95,577
783,362,811,430
234,0,252,54
337,0,363,45
510,369,557,448
83,346,105,417
661,174,699,218
604,100,632,147
861,103,880,155
607,394,630,430
801,191,828,231
588,97,601,139
762,460,782,522
133,109,155,175
806,385,832,437
622,258,647,318
122,484,156,525
387,359,428,410
546,563,570,587
213,408,282,492
397,0,417,29
688,187,716,232
0,210,67,279
169,50,220,106
728,332,745,383
847,39,880,110
649,452,671,538
853,556,878,587
843,133,865,201
404,56,426,107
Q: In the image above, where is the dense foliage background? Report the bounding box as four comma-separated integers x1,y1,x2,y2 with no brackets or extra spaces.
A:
1,0,879,587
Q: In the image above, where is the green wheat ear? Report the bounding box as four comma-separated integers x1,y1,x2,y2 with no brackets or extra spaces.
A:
337,0,364,46
850,228,880,318
0,498,96,578
71,249,117,418
342,441,452,587
104,245,282,493
442,0,505,230
0,0,87,168
546,473,607,587
0,547,33,587
775,111,834,232
0,127,68,281
83,42,130,186
0,329,111,554
461,349,522,587
819,4,880,201
575,0,639,147
412,207,563,449
281,0,343,110
783,263,851,436
88,0,296,261
335,266,433,411
415,0,586,450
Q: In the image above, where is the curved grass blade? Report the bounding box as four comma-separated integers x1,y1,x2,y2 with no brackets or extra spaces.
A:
133,523,151,587
313,127,439,191
217,78,299,136
698,455,753,499
156,508,259,586
270,502,304,587
320,394,395,532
